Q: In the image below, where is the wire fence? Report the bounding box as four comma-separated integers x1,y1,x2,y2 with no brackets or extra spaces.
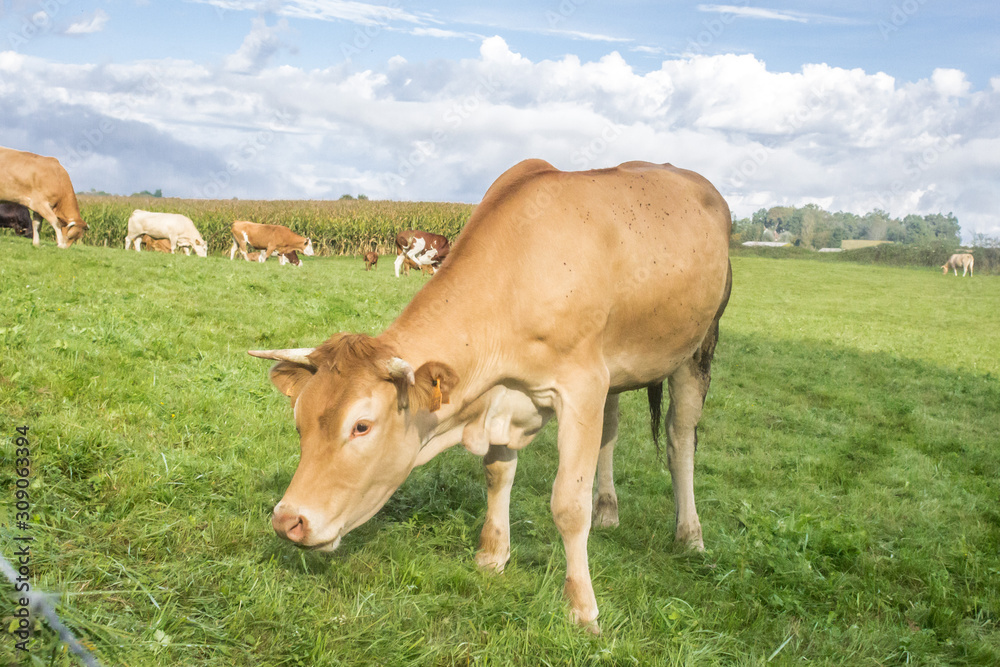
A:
0,553,102,667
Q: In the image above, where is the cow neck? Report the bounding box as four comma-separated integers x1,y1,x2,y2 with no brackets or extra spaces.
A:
380,278,500,424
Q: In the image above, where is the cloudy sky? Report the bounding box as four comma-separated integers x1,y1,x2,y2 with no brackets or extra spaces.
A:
1,1,998,239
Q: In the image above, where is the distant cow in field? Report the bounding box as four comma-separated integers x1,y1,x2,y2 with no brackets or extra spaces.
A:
0,146,88,248
124,210,208,257
230,221,314,263
365,252,378,270
140,235,173,253
394,230,449,277
0,202,32,238
942,253,974,277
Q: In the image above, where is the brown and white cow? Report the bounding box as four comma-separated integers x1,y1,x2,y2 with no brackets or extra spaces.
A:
941,253,974,277
249,160,732,632
365,251,378,271
125,210,208,257
0,146,88,248
230,220,314,263
0,202,32,238
394,229,449,277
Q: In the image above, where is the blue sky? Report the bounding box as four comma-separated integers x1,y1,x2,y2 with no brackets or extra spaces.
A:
2,1,999,238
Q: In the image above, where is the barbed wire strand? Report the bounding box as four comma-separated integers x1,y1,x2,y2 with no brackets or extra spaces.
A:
0,553,102,667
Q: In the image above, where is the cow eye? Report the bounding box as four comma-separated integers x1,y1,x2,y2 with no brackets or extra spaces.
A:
351,420,372,438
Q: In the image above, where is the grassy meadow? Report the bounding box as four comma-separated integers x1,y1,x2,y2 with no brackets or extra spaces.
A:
1,233,999,666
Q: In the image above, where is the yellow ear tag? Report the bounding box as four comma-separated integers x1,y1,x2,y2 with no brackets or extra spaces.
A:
429,377,443,412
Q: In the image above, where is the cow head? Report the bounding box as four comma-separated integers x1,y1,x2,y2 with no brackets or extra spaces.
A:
191,238,208,258
250,334,458,551
303,238,315,256
62,220,88,247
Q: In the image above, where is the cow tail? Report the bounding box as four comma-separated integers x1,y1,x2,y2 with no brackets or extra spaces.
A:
647,382,663,459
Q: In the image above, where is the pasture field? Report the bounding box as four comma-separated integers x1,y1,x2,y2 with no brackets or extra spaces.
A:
76,196,475,257
2,236,999,666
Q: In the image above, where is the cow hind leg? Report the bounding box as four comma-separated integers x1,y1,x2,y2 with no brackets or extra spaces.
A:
665,318,722,551
592,393,620,529
476,445,518,572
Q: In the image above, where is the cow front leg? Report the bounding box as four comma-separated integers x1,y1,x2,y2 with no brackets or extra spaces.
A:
552,377,608,632
592,393,619,528
34,205,63,247
476,444,517,572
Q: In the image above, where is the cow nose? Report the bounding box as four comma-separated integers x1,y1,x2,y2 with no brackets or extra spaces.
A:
272,505,309,543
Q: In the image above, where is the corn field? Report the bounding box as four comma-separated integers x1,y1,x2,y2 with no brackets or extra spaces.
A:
77,196,476,256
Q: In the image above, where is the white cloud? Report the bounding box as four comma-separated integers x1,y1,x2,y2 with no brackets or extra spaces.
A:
224,17,293,74
1,38,998,239
696,4,857,25
187,0,426,26
697,4,808,23
65,9,110,35
410,27,478,40
545,29,632,43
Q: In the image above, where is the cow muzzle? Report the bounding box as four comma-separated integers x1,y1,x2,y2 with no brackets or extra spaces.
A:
271,503,341,551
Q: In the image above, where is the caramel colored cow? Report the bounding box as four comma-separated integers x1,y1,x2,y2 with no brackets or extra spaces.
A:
250,160,732,632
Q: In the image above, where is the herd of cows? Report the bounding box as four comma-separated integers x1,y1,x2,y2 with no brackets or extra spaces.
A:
0,145,451,275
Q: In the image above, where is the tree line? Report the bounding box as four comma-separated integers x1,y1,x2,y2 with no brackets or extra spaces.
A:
732,204,968,248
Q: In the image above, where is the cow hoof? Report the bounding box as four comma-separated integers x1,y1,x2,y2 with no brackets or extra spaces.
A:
474,550,509,573
569,608,600,635
675,528,705,552
591,494,619,528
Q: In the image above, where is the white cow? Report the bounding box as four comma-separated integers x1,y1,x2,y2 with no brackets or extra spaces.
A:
124,210,208,257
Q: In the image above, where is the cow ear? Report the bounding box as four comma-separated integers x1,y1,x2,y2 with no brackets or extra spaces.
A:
269,361,316,401
413,362,459,413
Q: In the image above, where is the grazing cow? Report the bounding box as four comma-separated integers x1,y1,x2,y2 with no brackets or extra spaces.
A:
365,251,378,271
394,230,449,277
124,210,208,257
0,146,88,248
942,253,974,277
230,220,314,263
139,234,173,253
249,160,733,632
0,202,32,238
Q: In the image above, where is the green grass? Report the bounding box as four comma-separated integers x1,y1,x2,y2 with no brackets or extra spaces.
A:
2,238,999,665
